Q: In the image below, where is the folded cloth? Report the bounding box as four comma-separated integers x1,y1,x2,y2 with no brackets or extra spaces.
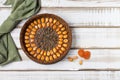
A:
0,0,41,66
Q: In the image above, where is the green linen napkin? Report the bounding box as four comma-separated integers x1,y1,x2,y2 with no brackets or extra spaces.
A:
0,0,41,66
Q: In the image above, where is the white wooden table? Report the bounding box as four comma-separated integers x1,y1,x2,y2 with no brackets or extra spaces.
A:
1,0,120,79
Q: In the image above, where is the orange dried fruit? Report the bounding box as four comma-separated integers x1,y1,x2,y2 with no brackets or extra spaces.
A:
84,51,91,60
78,49,84,57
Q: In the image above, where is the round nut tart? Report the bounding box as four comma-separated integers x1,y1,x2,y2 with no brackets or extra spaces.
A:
20,14,72,64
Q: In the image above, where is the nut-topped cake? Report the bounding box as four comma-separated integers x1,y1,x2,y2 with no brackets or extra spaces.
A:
20,14,72,64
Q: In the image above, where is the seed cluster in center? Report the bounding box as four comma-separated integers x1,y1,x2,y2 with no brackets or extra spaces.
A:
35,27,58,51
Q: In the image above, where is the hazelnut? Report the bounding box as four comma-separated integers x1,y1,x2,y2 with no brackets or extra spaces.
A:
45,18,49,22
25,40,29,43
30,35,35,38
64,39,68,43
38,24,42,28
53,19,57,24
26,29,31,32
36,48,41,53
37,54,41,60
27,47,32,52
37,19,41,23
25,36,29,39
41,18,45,23
25,44,30,47
50,56,53,61
61,47,65,51
45,57,49,62
41,56,45,61
34,21,37,25
63,44,68,47
49,18,53,23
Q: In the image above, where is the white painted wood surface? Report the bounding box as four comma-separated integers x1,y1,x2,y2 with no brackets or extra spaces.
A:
1,8,120,27
1,0,120,7
0,71,120,80
1,0,120,79
1,49,120,70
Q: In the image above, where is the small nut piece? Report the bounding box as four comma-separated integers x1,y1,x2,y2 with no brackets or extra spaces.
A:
45,56,49,62
63,31,67,34
32,28,37,32
25,32,29,36
40,50,44,55
59,35,63,39
31,23,35,26
27,47,32,52
50,56,53,61
72,56,78,60
30,39,34,42
47,23,50,27
33,47,37,51
45,18,49,22
56,53,60,57
25,44,30,47
34,21,37,25
57,31,62,35
28,25,33,29
44,51,47,56
63,39,68,43
79,60,83,65
58,41,63,45
30,35,35,38
26,29,31,32
50,50,54,55
63,35,68,38
25,40,29,43
59,24,63,28
36,48,41,53
59,50,63,54
63,44,68,47
49,18,53,23
33,54,37,57
30,51,35,55
37,19,41,23
58,44,62,48
61,27,65,31
31,31,36,35
53,19,57,24
42,23,46,27
53,25,57,29
41,18,45,23
31,43,36,47
25,36,29,39
37,54,41,60
67,57,73,62
53,48,57,53
41,56,45,61
38,24,42,28
47,51,50,56
61,47,65,51
53,54,57,59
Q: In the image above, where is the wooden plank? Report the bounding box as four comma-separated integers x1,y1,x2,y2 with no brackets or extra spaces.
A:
0,71,120,80
11,28,120,49
1,49,120,70
1,0,120,7
1,8,120,27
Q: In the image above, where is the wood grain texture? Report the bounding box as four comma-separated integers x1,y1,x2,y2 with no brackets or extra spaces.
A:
1,8,120,27
1,49,120,70
1,0,120,7
0,71,120,80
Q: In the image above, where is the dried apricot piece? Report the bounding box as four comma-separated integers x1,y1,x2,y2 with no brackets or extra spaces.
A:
84,51,91,59
78,49,84,57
